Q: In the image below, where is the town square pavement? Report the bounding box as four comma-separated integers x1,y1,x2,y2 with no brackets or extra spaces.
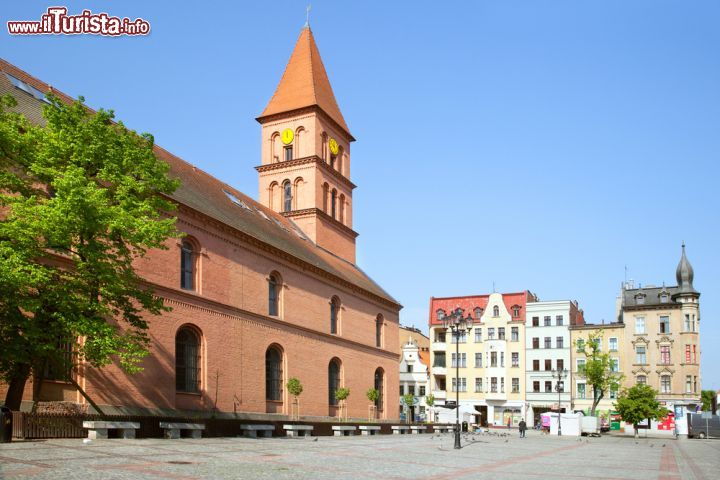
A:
0,429,718,479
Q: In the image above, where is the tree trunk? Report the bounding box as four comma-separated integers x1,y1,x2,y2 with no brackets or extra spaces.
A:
4,363,31,410
634,424,639,439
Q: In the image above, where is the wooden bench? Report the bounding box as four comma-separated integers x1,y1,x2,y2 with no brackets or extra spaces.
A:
283,424,313,437
410,426,428,434
159,422,205,439
359,426,381,436
332,425,357,436
240,424,275,438
433,425,452,433
83,421,140,439
391,425,411,435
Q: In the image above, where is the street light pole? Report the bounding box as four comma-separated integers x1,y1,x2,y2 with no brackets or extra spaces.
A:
438,307,474,450
555,368,567,436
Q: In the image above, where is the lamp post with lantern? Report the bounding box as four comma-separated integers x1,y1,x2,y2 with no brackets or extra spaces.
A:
438,307,474,449
554,368,568,436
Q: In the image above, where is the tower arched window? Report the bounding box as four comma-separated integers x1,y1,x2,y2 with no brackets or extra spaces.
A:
328,358,341,406
330,296,341,334
265,345,283,401
321,132,328,161
283,180,292,212
322,183,329,213
180,239,197,291
493,305,500,317
339,193,345,224
268,272,281,316
375,315,384,348
374,368,385,413
331,189,337,219
176,326,201,393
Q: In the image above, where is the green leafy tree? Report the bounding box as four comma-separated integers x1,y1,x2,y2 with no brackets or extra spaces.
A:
426,394,435,407
701,390,716,412
335,387,350,402
366,387,379,403
614,384,669,438
287,377,303,398
0,94,179,410
575,331,624,416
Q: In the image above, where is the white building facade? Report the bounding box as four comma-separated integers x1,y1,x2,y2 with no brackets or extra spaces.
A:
399,337,430,422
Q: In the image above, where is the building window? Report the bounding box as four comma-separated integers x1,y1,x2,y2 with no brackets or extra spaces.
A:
609,386,617,399
498,327,505,340
545,381,552,393
436,309,446,321
511,352,519,367
576,339,585,352
451,353,466,368
693,345,697,363
375,315,383,348
577,383,586,399
374,368,384,412
451,330,467,343
532,381,540,393
176,326,201,393
660,345,671,364
660,375,671,394
659,316,670,334
490,378,498,393
637,375,647,385
419,386,426,396
635,317,645,334
684,314,692,332
686,375,692,393
556,359,564,371
490,352,497,367
685,344,691,363
512,378,519,393
409,385,415,395
434,352,446,367
556,336,564,349
328,359,341,406
609,337,618,351
44,340,74,381
592,338,601,351
284,145,293,162
532,316,539,327
266,345,283,401
330,296,340,334
636,295,645,305
501,378,505,393
435,329,446,343
475,352,483,368
610,358,619,372
636,345,646,364
544,316,551,326
660,293,669,303
533,359,539,371
557,381,565,393
474,307,483,320
545,359,552,371
493,305,499,316
556,315,564,326
544,337,551,349
512,306,520,317
487,328,495,340
331,189,337,219
475,328,482,343
577,359,586,374
511,327,518,342
268,273,280,316
283,181,292,212
180,240,196,291
475,377,483,392
452,378,467,392
500,352,505,367
532,337,539,349
407,364,413,373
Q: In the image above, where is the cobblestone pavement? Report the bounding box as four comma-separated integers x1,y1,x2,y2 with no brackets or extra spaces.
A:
1,430,718,479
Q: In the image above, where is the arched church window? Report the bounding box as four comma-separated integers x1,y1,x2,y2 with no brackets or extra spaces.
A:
283,181,292,212
331,189,337,219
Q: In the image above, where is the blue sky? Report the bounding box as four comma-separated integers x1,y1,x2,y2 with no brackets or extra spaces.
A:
2,1,719,389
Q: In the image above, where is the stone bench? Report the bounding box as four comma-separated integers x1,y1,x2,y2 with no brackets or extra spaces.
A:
433,425,452,433
83,421,140,440
359,426,381,436
391,425,411,435
283,424,313,437
240,424,275,438
159,422,205,439
410,426,428,434
332,425,357,436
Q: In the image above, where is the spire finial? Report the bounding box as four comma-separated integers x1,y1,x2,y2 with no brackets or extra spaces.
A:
305,4,311,28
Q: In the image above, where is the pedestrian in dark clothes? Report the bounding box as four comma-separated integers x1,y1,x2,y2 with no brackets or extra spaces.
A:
519,419,527,438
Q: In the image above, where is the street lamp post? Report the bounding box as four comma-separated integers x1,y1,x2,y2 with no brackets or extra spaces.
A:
554,368,568,436
439,307,474,449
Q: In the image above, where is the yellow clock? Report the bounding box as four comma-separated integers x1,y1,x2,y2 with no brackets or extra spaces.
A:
281,128,294,145
329,138,339,155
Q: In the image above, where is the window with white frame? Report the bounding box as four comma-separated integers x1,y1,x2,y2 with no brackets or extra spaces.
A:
475,352,482,368
609,337,618,351
475,377,483,392
577,358,586,374
511,352,519,367
635,345,646,364
660,375,671,394
577,382,586,398
635,317,645,334
475,328,482,343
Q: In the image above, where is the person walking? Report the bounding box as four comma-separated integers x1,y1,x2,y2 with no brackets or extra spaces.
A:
519,418,527,438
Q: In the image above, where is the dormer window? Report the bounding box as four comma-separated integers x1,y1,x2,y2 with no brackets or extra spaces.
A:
512,305,521,318
660,293,669,303
436,309,446,321
635,293,646,305
493,305,499,317
473,307,483,320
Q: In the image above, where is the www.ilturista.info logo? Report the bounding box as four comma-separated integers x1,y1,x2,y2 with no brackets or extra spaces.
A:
7,7,150,36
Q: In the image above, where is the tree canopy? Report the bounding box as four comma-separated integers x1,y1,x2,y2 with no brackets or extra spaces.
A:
575,331,624,416
0,94,179,409
614,384,669,437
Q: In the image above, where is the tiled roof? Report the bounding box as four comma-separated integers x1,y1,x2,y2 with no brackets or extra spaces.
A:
257,27,351,136
622,286,681,309
417,350,430,368
429,291,535,326
0,58,399,308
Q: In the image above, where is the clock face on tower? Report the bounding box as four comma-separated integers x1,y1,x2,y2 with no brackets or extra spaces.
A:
329,138,339,155
281,128,294,145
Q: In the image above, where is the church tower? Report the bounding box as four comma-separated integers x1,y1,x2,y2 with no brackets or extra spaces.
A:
256,27,357,263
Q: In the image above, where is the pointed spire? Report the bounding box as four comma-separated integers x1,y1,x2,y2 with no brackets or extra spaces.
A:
675,243,697,295
258,28,352,137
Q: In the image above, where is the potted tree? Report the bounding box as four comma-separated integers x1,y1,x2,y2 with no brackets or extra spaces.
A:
286,377,303,421
426,394,435,424
366,388,379,421
403,393,416,424
335,387,351,421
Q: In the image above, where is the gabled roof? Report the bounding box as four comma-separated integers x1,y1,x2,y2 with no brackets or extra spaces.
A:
428,291,535,326
0,58,399,309
257,27,351,137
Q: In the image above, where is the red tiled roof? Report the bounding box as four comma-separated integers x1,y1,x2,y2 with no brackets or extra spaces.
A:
257,27,351,137
0,58,398,308
428,291,535,326
418,350,430,368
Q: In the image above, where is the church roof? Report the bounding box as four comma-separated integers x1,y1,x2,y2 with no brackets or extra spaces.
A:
257,27,352,137
0,58,399,308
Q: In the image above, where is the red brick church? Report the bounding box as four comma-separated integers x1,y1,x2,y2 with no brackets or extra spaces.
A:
0,26,401,419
